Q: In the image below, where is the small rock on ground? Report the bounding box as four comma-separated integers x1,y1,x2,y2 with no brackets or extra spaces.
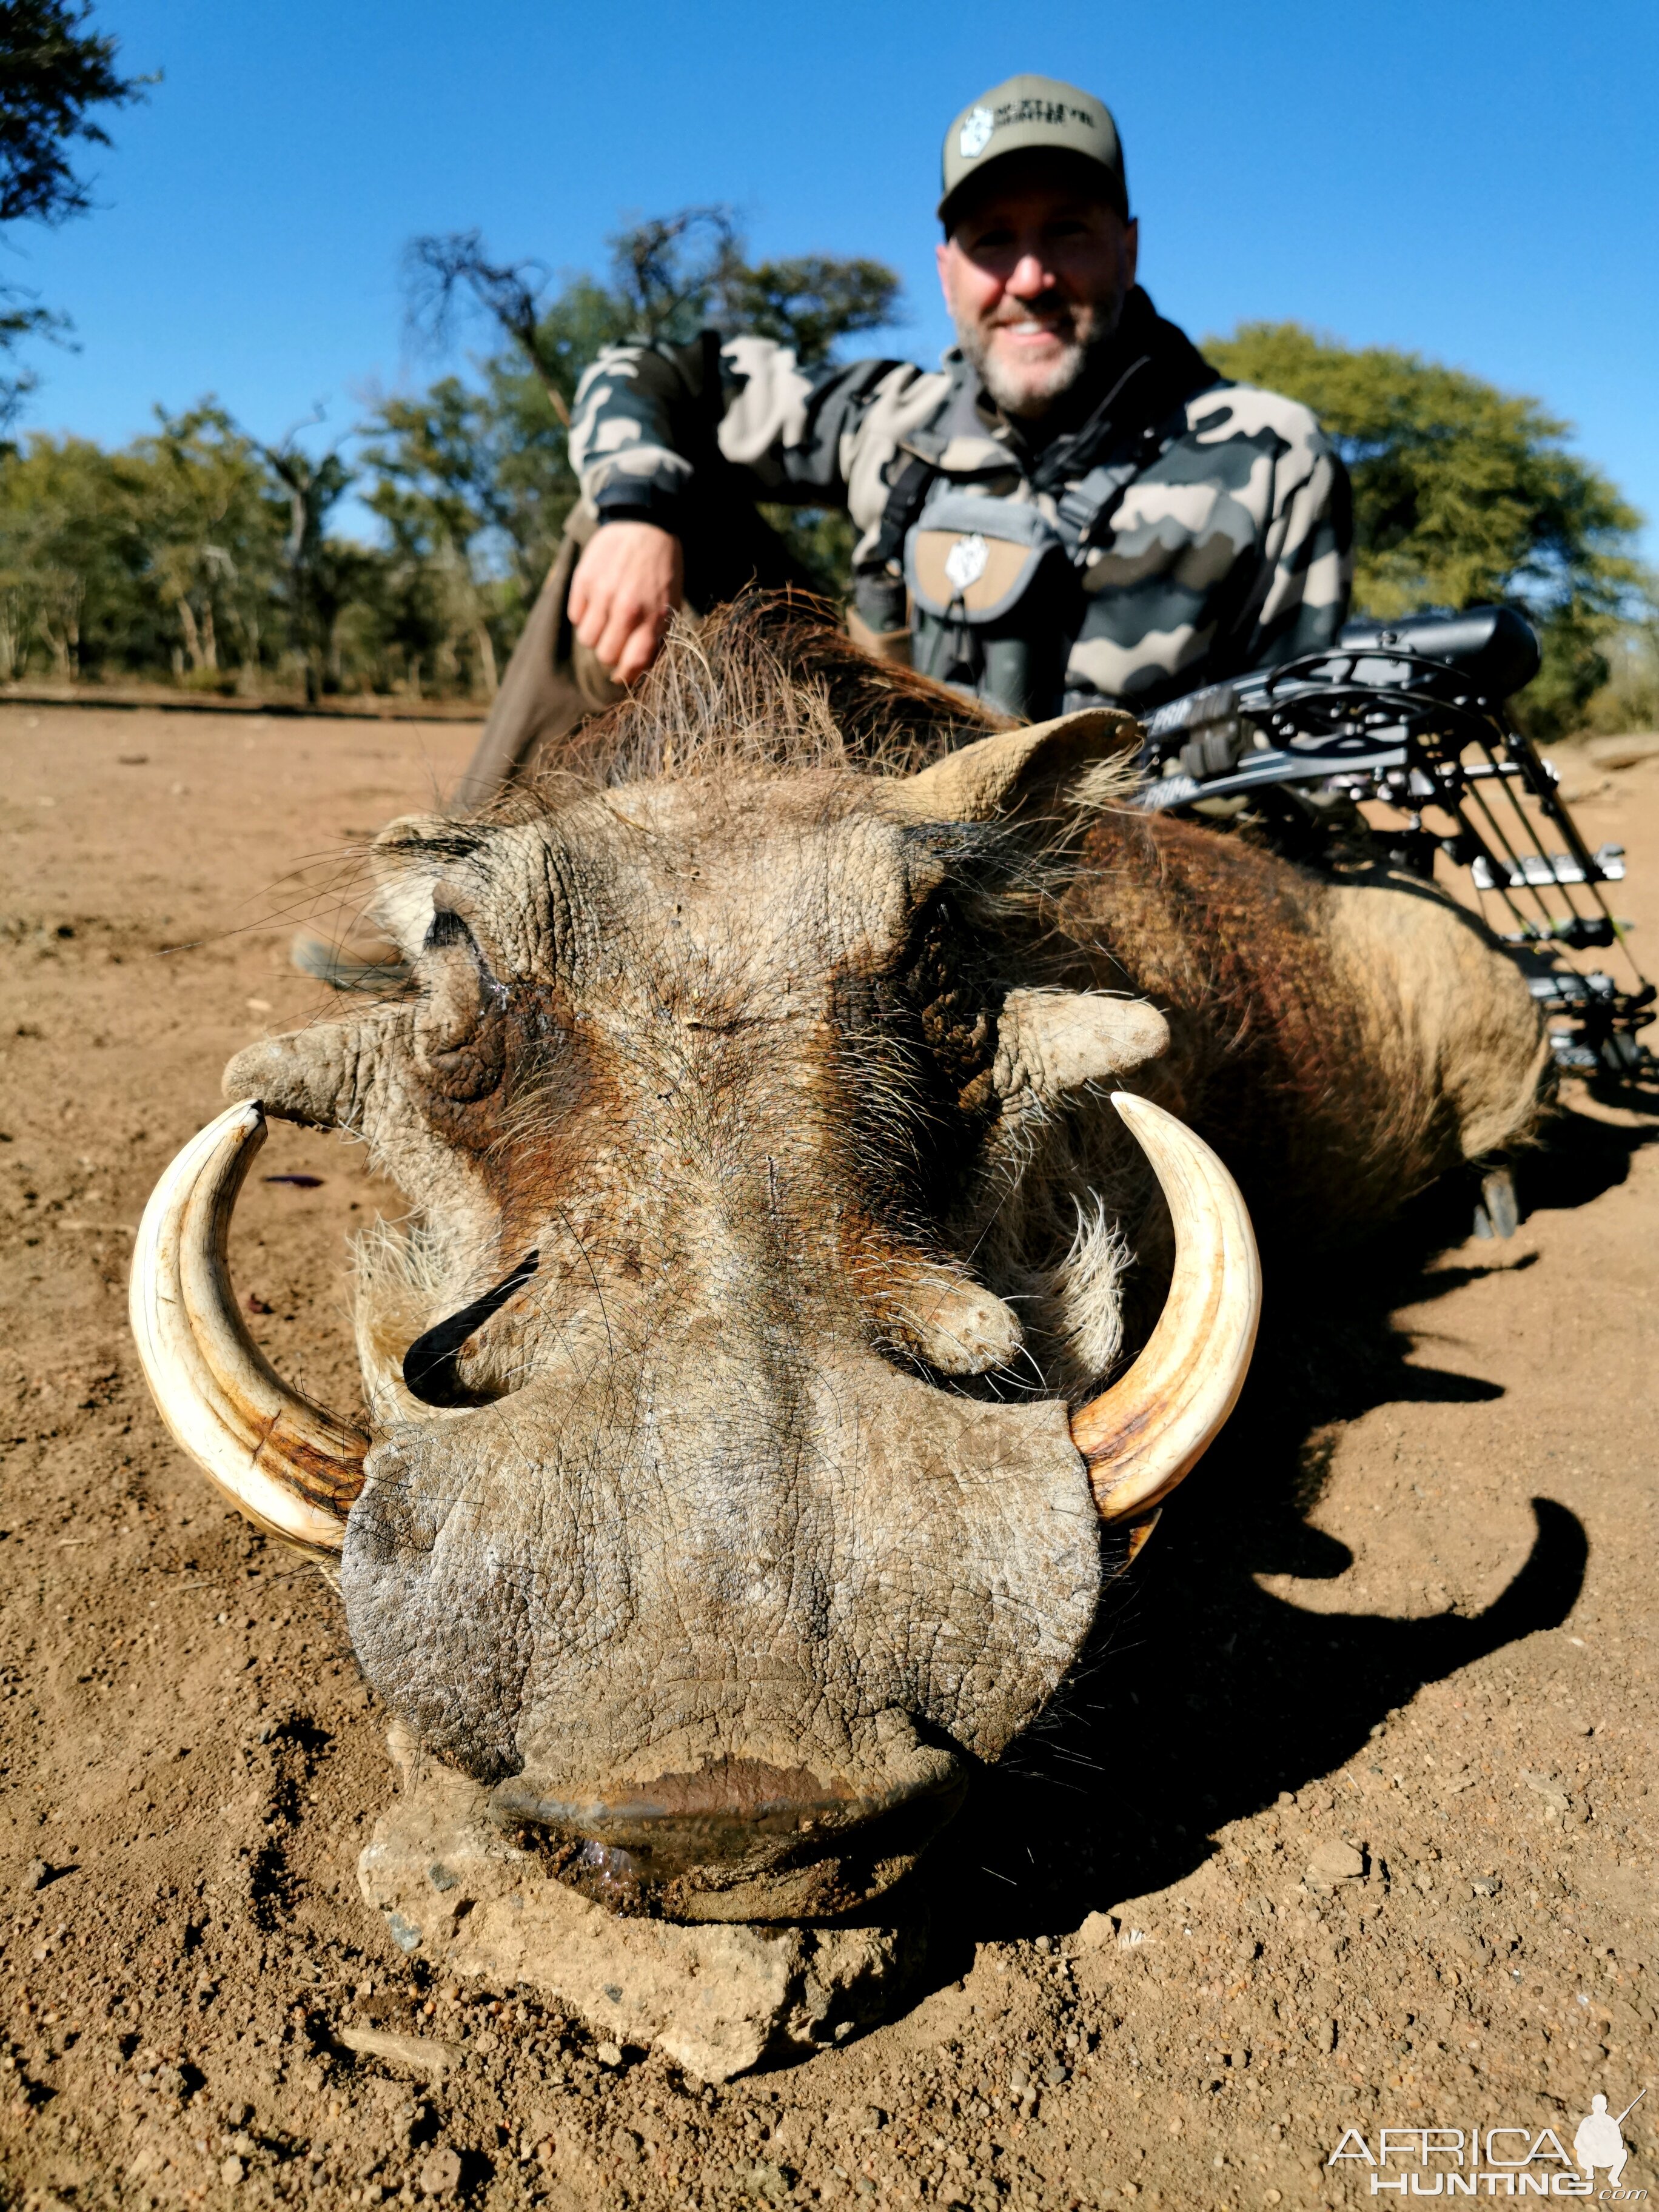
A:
417,2144,462,2197
1306,1838,1366,1883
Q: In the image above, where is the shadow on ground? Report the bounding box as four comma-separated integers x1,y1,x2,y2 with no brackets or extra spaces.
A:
913,1099,1659,1975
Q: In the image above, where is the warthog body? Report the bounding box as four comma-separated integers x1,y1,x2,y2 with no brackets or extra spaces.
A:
163,611,1546,1923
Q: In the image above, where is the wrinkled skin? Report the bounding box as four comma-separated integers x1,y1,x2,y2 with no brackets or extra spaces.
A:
224,708,1545,1922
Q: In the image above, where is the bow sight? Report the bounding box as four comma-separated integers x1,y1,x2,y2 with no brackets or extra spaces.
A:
1138,606,1655,1081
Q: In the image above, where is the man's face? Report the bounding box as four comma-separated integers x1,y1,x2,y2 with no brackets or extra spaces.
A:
937,162,1139,420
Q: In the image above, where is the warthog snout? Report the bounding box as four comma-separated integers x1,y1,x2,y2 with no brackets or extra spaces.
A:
490,1734,970,1922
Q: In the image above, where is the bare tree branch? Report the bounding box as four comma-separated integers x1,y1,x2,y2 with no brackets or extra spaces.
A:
403,230,570,426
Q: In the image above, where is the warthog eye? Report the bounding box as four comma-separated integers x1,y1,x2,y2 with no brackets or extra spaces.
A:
415,909,506,1101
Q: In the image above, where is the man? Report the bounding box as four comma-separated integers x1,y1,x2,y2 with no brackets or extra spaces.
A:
1573,2094,1632,2189
454,73,1353,802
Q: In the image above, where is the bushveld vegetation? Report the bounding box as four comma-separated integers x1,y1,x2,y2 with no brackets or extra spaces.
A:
0,213,900,705
0,206,1651,737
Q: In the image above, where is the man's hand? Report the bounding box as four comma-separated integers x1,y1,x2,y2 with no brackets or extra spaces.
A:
568,520,685,688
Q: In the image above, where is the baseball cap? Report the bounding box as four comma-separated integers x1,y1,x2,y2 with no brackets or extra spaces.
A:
939,74,1128,230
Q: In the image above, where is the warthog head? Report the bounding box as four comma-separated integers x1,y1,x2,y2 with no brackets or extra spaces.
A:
132,630,1258,1922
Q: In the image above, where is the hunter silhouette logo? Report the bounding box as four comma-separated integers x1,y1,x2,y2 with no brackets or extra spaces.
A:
1575,2093,1644,2190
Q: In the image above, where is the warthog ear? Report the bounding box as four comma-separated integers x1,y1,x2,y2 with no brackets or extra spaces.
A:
879,707,1142,823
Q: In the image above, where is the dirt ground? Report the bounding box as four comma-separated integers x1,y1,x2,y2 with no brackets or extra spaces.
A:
1,702,1654,2212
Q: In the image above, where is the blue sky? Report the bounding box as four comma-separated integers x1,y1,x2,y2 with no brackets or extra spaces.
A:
13,0,1659,557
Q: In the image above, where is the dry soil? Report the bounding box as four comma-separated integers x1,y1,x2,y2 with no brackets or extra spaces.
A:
0,703,1654,2212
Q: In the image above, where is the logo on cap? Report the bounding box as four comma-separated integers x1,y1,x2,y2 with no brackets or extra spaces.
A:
958,106,994,159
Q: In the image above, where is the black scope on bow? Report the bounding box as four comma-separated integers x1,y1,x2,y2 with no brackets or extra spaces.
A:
1335,603,1541,702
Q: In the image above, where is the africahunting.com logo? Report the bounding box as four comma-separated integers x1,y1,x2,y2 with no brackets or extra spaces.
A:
1326,2090,1647,2196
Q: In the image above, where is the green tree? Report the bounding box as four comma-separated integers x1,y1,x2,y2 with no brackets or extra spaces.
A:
252,416,355,700
0,1,147,421
1205,321,1653,738
0,429,126,675
123,403,287,681
720,252,903,368
357,378,524,697
0,411,287,684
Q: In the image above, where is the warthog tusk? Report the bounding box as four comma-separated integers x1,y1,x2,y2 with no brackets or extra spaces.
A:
129,1101,367,1557
1070,1093,1261,1525
130,1094,1255,1554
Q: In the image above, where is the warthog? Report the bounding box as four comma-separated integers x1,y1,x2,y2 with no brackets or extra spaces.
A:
131,608,1546,1923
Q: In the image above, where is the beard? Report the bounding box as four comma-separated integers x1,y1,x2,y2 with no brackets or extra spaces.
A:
956,287,1129,421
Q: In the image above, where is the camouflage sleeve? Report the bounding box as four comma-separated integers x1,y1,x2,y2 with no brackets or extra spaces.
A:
567,332,928,528
1238,411,1353,669
566,338,705,526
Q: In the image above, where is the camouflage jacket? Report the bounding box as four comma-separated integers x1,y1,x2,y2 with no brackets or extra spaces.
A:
568,286,1353,721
